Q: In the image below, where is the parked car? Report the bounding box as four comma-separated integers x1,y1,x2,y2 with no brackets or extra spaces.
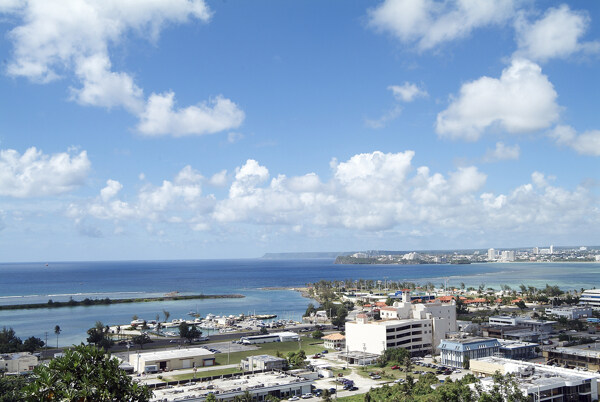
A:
288,397,300,401
301,394,313,399
391,365,400,370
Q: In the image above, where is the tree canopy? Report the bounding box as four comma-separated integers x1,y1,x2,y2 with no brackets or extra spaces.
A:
20,344,152,401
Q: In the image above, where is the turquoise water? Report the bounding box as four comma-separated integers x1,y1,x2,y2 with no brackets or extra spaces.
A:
0,259,598,345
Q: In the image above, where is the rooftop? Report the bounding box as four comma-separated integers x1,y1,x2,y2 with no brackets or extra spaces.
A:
549,346,600,359
135,347,214,361
150,372,311,401
322,333,345,341
474,356,600,392
242,354,286,363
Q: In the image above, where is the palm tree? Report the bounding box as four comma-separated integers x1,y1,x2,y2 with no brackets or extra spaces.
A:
54,325,61,349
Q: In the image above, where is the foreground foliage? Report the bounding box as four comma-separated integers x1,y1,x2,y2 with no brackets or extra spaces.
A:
21,344,152,401
362,372,528,402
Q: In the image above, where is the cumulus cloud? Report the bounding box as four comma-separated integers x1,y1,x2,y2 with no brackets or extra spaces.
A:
137,93,245,137
209,170,229,187
367,0,515,50
2,0,244,136
68,165,212,226
483,142,520,162
436,59,560,141
515,4,600,62
70,150,600,239
549,125,600,156
388,82,428,102
0,147,90,197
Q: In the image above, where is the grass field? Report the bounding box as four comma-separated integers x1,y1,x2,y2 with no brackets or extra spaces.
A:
214,337,324,365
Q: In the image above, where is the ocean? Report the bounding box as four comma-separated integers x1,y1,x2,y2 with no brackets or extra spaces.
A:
1,259,599,346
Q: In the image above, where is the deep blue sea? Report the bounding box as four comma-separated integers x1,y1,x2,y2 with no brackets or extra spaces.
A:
1,259,599,346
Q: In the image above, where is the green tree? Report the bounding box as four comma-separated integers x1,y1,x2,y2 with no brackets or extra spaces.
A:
54,325,61,349
205,393,217,402
179,323,202,343
162,310,170,322
22,344,152,401
22,336,45,353
131,333,153,349
0,327,23,353
463,355,470,369
287,350,307,369
304,303,316,317
0,375,28,402
311,330,323,339
259,326,269,335
515,300,527,310
86,321,114,349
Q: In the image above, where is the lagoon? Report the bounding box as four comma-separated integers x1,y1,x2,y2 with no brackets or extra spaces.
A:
1,259,599,345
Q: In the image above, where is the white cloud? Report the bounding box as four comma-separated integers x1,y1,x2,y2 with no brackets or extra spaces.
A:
0,147,90,198
549,125,600,156
448,166,486,194
2,0,244,137
436,59,560,141
100,179,123,202
68,165,211,225
515,4,600,62
136,93,245,137
388,82,428,102
483,142,520,162
69,150,600,241
209,170,228,187
367,0,515,50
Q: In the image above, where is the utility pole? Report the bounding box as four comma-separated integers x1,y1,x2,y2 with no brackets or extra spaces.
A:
44,332,48,350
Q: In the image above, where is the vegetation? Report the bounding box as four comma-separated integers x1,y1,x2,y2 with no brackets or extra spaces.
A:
0,375,28,402
0,294,245,311
311,329,323,339
286,350,307,369
131,333,153,349
21,344,152,401
0,327,45,353
360,371,528,402
178,322,202,343
86,321,114,349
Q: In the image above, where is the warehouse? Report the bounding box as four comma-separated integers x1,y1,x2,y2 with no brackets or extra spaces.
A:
129,348,215,373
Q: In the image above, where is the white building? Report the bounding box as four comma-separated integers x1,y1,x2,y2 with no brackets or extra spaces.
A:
487,248,496,261
545,306,593,320
471,356,599,402
500,250,515,262
580,289,600,309
240,331,299,345
129,348,215,373
322,333,345,350
0,352,38,374
346,291,456,355
488,316,556,333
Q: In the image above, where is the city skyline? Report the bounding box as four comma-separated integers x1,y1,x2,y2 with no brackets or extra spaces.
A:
1,1,600,261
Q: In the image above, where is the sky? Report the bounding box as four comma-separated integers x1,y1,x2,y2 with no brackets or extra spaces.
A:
0,0,599,262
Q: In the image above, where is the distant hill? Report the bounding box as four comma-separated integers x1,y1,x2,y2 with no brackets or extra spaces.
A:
261,252,348,259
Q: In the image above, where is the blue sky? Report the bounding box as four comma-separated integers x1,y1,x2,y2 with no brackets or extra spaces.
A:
0,0,599,261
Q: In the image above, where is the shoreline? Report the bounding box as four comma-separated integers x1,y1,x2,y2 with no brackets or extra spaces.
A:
0,294,245,311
